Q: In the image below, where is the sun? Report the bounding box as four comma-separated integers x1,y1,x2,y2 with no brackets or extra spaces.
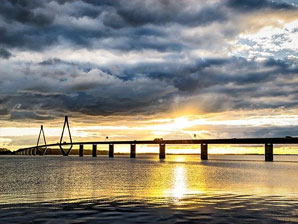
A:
173,117,192,130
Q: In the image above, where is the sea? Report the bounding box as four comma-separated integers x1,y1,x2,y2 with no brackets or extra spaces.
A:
1,154,298,223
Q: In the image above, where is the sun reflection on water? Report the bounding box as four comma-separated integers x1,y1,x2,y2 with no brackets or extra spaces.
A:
165,162,203,202
173,166,187,199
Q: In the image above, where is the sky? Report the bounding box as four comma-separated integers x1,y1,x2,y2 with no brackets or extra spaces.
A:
0,0,297,153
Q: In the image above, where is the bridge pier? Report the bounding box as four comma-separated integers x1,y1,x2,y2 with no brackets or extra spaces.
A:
79,144,84,157
159,144,166,159
265,143,273,161
109,144,114,157
130,144,136,158
92,144,97,157
201,143,208,160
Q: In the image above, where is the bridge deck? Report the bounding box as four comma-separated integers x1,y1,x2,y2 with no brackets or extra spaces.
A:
17,137,298,151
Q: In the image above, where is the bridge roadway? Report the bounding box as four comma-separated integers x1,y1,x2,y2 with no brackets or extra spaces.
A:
15,137,298,161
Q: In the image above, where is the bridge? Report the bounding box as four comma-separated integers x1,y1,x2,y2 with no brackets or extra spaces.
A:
15,116,298,161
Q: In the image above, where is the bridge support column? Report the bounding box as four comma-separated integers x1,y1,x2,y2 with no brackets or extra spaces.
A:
37,148,40,155
92,144,97,157
159,144,166,159
109,144,114,157
130,144,136,158
201,143,208,160
265,143,273,161
79,144,84,157
34,147,38,156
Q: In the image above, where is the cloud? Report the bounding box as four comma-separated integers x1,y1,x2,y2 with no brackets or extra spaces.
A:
0,108,9,115
248,126,298,138
0,0,54,26
0,0,229,52
10,111,54,120
0,0,296,55
0,48,12,59
0,54,297,120
226,0,297,11
0,0,297,122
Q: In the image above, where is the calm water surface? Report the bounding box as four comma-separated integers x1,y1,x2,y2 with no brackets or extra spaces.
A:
1,154,298,223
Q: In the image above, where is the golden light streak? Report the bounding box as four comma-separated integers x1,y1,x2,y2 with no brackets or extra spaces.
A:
1,108,298,152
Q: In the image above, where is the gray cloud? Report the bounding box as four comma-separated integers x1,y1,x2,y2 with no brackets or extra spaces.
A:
0,0,296,53
0,55,297,119
0,0,53,26
0,0,297,121
226,0,297,11
0,108,9,115
10,111,54,120
0,48,12,59
247,126,298,138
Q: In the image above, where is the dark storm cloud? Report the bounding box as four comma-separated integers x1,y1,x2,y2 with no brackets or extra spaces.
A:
0,48,12,59
112,3,227,27
1,86,173,119
1,55,297,119
0,0,54,26
0,26,57,51
226,0,297,11
0,0,296,52
0,0,227,52
39,58,64,65
264,58,291,68
0,0,297,120
121,57,297,93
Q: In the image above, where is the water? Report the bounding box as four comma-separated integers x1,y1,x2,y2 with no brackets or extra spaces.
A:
1,154,298,223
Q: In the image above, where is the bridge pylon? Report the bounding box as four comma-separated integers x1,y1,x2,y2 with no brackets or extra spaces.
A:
36,125,48,155
59,116,73,156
